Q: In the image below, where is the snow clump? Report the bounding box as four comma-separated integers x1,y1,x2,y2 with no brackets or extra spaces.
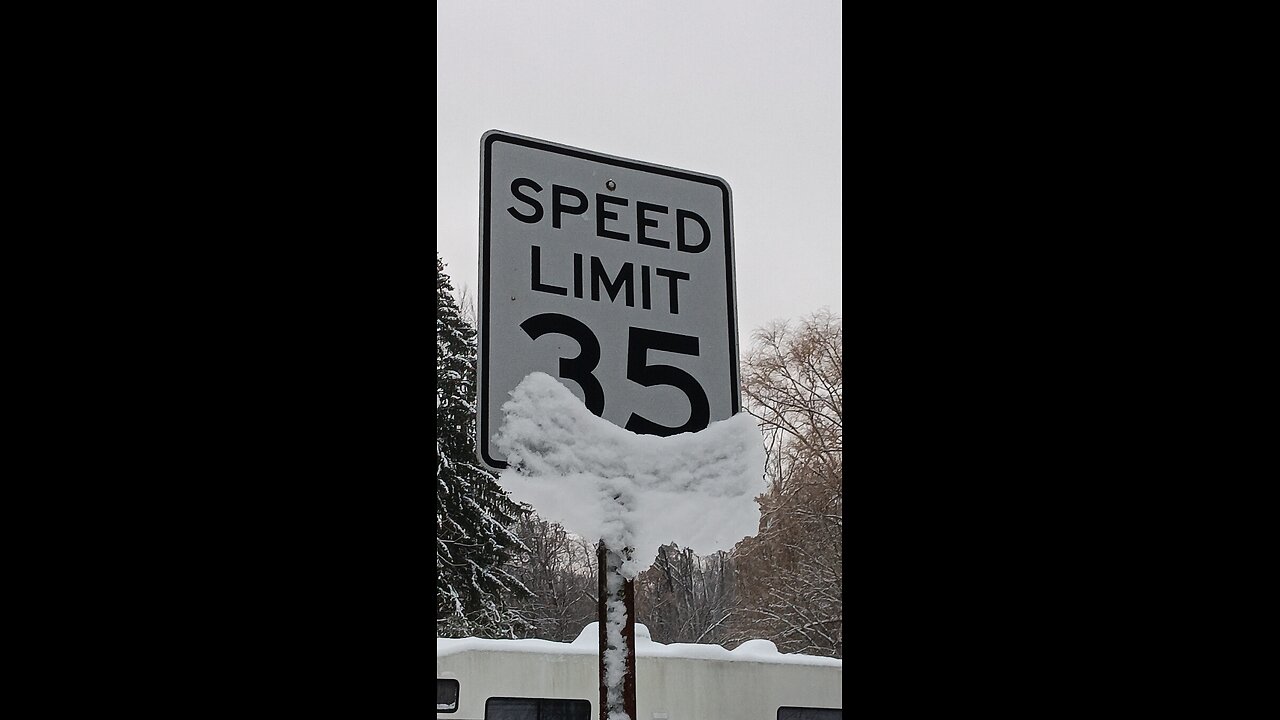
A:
494,372,767,578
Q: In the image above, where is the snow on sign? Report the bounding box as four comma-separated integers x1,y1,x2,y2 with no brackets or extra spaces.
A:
477,130,739,470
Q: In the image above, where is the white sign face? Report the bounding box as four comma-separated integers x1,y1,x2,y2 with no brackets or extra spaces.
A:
477,130,740,470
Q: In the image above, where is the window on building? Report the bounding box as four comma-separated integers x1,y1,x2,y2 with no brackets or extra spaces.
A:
436,679,459,713
777,707,842,720
484,696,591,720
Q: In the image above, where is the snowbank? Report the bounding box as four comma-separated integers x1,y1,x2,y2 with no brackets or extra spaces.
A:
437,624,842,667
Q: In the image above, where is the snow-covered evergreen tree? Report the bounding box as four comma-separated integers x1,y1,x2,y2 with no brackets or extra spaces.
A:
437,253,533,638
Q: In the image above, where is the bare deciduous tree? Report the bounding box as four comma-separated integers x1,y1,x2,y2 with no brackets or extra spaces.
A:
635,544,737,645
727,310,842,657
455,283,478,329
507,513,600,642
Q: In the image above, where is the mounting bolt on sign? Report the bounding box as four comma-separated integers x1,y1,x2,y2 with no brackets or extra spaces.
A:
476,130,740,469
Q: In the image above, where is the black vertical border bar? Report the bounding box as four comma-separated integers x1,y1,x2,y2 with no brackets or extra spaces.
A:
477,131,500,470
719,175,739,416
477,130,740,472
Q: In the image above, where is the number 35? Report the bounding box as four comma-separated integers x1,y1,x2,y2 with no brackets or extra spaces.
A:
519,312,711,436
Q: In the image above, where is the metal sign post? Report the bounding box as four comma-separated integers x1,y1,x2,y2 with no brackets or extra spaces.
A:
598,541,637,720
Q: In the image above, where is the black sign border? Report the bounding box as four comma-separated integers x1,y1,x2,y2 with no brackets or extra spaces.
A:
477,129,740,471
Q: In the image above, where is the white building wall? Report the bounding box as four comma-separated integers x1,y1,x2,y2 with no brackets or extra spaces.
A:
437,648,841,720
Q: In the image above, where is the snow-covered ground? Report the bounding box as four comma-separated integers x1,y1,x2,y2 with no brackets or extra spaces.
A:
437,622,841,667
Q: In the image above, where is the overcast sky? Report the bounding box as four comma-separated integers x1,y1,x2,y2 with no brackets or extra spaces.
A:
437,0,841,343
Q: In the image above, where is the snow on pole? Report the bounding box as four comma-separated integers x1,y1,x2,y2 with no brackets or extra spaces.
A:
598,541,636,720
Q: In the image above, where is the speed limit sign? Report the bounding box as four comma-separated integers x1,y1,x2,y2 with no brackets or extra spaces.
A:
476,130,740,470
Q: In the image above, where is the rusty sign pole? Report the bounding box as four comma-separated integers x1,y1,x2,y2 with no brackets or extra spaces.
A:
598,541,637,720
